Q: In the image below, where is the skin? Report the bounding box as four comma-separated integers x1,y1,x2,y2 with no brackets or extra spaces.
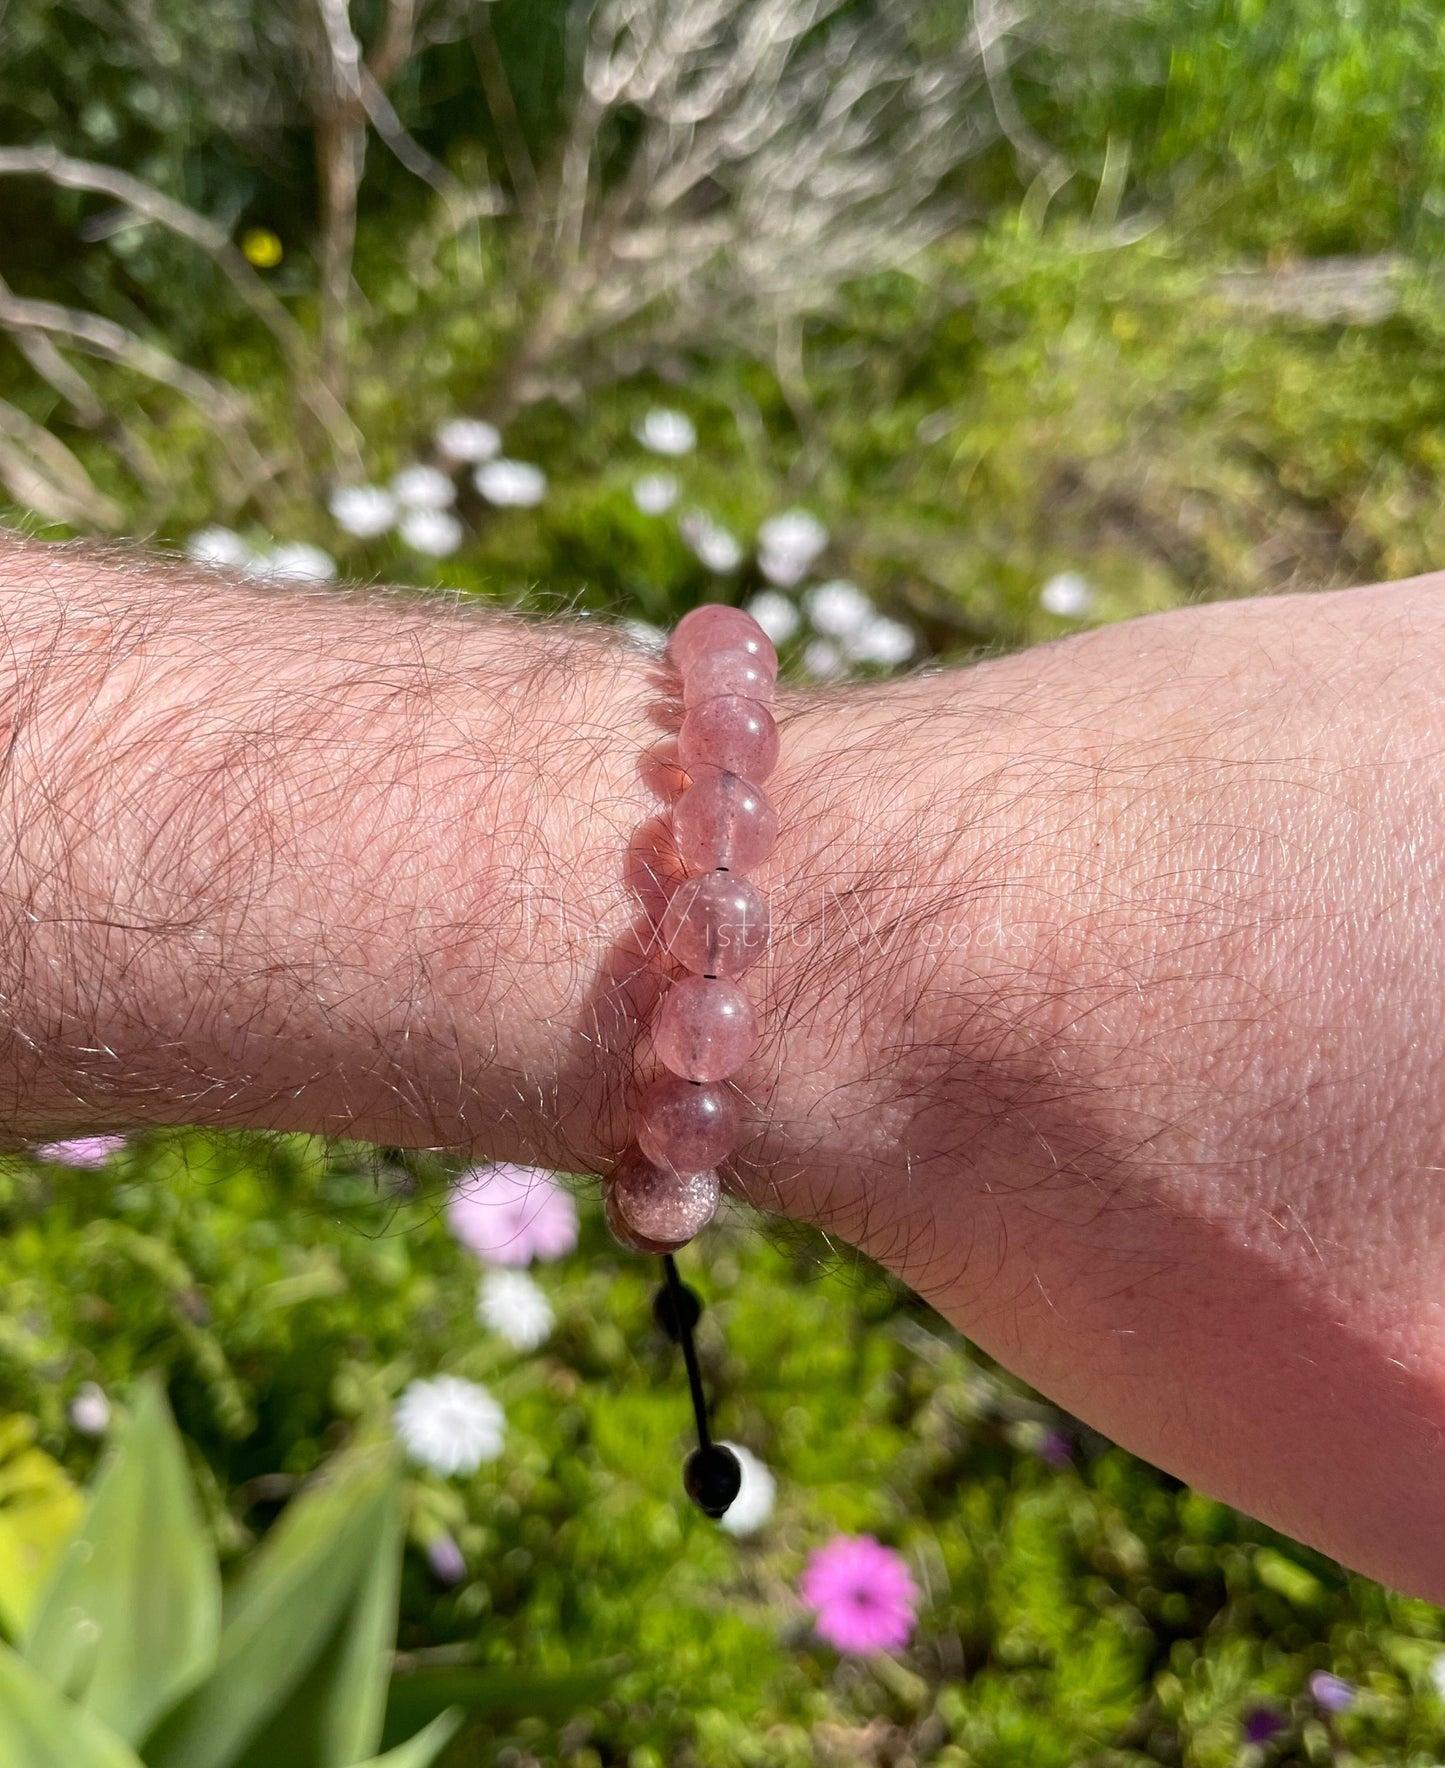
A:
2,534,1444,1595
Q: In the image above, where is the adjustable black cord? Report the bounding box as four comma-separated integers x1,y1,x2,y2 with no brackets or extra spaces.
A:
657,1253,741,1518
663,1252,713,1449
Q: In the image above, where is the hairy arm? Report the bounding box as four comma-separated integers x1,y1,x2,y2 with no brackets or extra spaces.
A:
3,533,1445,1597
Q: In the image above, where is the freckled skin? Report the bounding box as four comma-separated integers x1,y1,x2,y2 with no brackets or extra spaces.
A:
5,533,1445,1597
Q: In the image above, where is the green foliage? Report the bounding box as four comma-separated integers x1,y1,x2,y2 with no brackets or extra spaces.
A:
1027,0,1445,257
1,1139,1445,1765
0,1418,83,1637
1,1372,456,1768
24,1376,219,1742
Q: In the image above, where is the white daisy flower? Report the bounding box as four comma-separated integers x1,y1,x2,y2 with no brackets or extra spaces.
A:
801,638,846,680
844,614,915,666
328,484,397,538
477,1268,554,1352
804,579,873,640
680,510,742,574
718,1442,776,1536
69,1382,111,1437
1039,571,1093,618
758,547,809,589
632,473,679,516
475,459,548,508
394,1375,505,1476
185,526,254,571
399,508,464,557
256,542,337,584
759,509,826,570
622,617,668,653
435,418,501,464
745,591,802,645
635,408,697,457
392,464,456,511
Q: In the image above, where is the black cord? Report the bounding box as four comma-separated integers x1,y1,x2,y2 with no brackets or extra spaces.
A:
663,1251,712,1450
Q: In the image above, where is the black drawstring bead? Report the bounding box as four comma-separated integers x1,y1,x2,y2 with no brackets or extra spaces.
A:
684,1442,742,1517
652,1275,703,1343
660,1253,737,1519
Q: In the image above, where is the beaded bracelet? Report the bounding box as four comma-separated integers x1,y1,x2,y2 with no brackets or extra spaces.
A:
602,602,780,1521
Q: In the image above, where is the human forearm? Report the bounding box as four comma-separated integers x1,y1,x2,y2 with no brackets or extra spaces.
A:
769,578,1445,1597
9,535,1445,1595
0,538,660,1154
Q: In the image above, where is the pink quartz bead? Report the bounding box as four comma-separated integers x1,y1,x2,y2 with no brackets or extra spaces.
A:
635,1073,740,1174
673,770,779,874
604,1182,673,1256
654,976,758,1082
679,695,779,782
669,605,778,679
659,873,768,978
606,1148,720,1252
682,646,774,709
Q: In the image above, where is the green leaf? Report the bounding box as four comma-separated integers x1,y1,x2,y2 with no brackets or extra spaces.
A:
0,1416,84,1639
356,1712,462,1768
1255,1546,1326,1608
382,1664,619,1745
23,1375,219,1743
145,1441,400,1768
0,1640,146,1768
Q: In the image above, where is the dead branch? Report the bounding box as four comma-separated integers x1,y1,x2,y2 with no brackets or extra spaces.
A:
0,144,359,461
0,397,122,529
491,0,1018,412
0,271,273,501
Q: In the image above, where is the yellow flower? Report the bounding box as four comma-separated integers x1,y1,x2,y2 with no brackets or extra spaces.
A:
241,227,283,269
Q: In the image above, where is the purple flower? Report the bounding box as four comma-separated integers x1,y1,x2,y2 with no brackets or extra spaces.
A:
1243,1706,1284,1745
425,1532,467,1586
1308,1671,1356,1714
1038,1428,1072,1467
800,1535,919,1655
32,1135,127,1169
446,1165,578,1267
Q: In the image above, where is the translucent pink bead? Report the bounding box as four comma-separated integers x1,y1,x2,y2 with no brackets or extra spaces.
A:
654,976,758,1082
659,874,768,978
679,696,779,782
606,1148,720,1253
673,771,779,874
669,605,778,679
604,1182,670,1256
635,1073,740,1174
682,647,774,709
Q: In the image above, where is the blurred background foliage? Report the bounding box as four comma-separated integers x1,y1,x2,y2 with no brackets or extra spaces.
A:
1,0,1444,1762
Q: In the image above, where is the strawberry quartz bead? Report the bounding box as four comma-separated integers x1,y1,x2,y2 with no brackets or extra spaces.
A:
606,1147,720,1253
654,976,758,1082
659,874,768,977
679,695,779,781
682,646,774,709
670,604,778,679
635,1073,740,1174
673,770,778,874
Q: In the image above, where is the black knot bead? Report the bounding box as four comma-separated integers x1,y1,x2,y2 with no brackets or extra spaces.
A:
652,1279,703,1343
684,1442,742,1519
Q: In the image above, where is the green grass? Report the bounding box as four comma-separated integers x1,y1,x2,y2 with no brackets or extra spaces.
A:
3,1136,1445,1767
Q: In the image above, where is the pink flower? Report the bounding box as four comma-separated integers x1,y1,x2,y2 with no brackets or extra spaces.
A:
32,1135,127,1169
800,1534,919,1655
446,1164,578,1267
